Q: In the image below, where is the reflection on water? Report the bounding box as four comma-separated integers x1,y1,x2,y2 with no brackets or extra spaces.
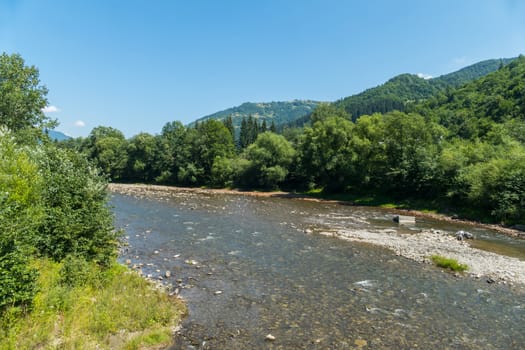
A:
111,191,525,349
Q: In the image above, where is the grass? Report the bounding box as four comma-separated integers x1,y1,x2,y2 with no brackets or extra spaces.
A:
431,255,469,272
0,258,186,349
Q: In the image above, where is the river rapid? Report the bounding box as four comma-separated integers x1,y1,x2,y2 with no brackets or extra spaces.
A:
110,188,525,349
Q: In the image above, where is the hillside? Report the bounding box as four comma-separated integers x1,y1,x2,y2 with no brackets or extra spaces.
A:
416,55,525,139
333,57,517,122
192,100,320,129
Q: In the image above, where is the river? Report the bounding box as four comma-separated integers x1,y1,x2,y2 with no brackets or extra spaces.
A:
111,189,525,349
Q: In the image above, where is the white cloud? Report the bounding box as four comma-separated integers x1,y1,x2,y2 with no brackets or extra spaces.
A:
417,73,433,80
42,105,60,113
74,120,86,127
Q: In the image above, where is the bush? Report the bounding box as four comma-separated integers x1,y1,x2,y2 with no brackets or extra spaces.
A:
35,146,119,265
431,255,468,272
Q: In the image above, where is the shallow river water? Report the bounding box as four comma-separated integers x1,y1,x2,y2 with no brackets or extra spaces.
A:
111,190,525,349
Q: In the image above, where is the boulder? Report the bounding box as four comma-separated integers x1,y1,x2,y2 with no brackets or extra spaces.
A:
393,215,415,224
456,230,474,240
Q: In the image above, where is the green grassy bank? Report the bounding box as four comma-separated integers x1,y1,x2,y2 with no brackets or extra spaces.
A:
0,258,186,350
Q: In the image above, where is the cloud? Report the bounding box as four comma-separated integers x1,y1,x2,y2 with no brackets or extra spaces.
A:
42,105,60,113
74,120,86,127
417,73,433,80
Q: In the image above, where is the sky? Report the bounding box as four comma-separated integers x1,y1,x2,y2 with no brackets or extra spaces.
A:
1,0,524,138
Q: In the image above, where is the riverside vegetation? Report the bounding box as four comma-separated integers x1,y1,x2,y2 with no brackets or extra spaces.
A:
62,56,525,226
0,53,185,349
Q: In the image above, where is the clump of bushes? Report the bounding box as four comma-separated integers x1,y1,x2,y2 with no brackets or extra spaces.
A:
431,255,468,272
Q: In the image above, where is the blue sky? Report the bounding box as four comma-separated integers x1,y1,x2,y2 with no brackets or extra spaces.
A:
1,0,524,137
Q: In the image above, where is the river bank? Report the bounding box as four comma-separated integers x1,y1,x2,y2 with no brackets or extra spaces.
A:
109,183,525,287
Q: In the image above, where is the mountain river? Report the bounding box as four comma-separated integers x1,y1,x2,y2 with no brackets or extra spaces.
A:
111,189,525,349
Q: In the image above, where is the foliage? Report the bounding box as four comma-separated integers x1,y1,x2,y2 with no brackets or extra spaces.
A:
431,255,468,272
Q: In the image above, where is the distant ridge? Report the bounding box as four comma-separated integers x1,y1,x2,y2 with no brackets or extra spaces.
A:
46,129,70,141
191,100,320,129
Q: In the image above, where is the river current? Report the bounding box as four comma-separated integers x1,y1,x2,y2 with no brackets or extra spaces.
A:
111,190,525,349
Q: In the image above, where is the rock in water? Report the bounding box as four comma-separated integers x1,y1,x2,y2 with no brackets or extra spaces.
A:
165,270,171,278
456,230,474,240
393,215,415,224
265,334,276,341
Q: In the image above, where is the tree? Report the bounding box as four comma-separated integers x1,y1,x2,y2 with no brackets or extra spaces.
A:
298,116,358,192
189,119,235,184
0,53,54,132
126,132,159,182
239,132,295,189
84,126,128,181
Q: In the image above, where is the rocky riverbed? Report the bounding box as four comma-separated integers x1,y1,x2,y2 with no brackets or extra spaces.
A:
320,228,525,286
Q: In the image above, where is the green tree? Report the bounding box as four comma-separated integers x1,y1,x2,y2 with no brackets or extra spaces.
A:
0,53,54,132
191,119,235,184
84,126,128,181
298,116,358,192
126,132,159,182
239,132,295,189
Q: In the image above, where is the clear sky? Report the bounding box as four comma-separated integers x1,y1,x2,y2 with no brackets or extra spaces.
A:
1,0,524,137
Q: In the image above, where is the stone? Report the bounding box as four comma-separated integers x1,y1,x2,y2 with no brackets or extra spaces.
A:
355,339,367,347
214,290,222,295
456,230,474,240
393,215,415,224
265,334,276,341
487,278,496,284
125,259,132,265
165,270,171,278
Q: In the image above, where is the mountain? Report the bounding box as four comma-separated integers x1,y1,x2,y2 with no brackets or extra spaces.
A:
333,57,517,122
191,100,320,129
46,129,70,141
415,55,525,139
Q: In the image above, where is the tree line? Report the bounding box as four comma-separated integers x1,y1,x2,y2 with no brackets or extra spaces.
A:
62,57,525,225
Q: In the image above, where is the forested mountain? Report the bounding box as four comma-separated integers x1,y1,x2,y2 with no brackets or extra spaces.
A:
191,100,320,129
280,57,517,129
415,55,525,139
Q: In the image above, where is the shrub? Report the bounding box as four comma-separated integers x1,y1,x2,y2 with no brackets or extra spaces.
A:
431,255,468,272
